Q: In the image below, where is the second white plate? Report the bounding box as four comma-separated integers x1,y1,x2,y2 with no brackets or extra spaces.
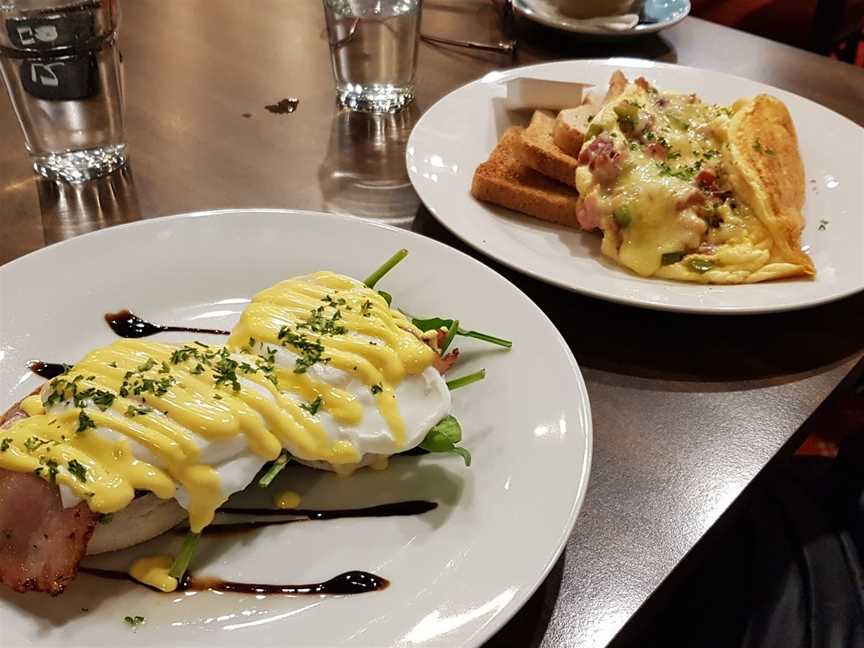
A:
406,59,864,314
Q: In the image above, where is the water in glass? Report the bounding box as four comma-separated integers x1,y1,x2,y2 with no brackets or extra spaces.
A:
324,0,421,113
0,0,125,182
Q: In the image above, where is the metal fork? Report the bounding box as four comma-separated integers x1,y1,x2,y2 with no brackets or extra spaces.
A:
420,0,517,56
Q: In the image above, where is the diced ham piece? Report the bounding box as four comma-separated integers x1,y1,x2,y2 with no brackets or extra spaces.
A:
579,135,625,186
675,188,707,211
576,194,606,230
0,470,98,594
434,348,460,374
635,76,655,93
696,168,718,191
646,142,668,159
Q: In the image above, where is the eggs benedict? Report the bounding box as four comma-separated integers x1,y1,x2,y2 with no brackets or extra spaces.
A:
0,254,502,595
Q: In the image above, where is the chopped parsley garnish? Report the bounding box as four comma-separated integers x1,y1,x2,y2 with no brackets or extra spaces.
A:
108,361,118,368
170,345,200,364
24,436,50,452
159,361,171,374
123,615,145,627
119,374,175,398
278,328,328,374
299,306,347,336
90,390,116,411
137,358,156,372
212,351,241,391
213,393,223,400
360,300,373,317
67,459,87,482
190,363,205,375
370,384,383,395
76,410,96,433
300,396,323,416
656,160,701,182
0,438,10,452
125,404,151,417
43,459,59,483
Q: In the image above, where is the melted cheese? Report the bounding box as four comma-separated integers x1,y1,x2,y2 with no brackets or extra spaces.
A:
583,85,735,278
0,272,442,533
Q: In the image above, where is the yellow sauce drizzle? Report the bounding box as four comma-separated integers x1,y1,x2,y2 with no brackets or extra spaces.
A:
0,272,438,535
129,555,178,593
274,490,302,509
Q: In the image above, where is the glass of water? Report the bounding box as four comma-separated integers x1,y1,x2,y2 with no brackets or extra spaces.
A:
0,0,126,183
323,0,421,113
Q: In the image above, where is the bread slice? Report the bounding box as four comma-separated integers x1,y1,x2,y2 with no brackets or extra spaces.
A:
513,110,580,187
471,126,580,228
553,104,597,157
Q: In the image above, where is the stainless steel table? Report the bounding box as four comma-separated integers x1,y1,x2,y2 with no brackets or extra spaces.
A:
1,2,863,646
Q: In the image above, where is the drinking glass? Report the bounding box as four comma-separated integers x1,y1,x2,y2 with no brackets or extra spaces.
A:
323,0,421,113
0,0,126,182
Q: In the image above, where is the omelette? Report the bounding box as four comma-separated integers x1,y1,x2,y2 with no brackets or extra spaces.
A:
574,74,816,284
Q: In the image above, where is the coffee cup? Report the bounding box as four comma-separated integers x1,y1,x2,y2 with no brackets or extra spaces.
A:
557,0,644,18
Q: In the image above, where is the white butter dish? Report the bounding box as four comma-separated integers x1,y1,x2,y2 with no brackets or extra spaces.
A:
505,77,593,111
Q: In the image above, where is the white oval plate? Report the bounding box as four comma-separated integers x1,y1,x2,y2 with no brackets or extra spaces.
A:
406,59,864,314
0,209,591,647
513,0,690,37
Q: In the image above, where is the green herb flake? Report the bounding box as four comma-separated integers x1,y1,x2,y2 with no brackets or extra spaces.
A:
67,459,88,482
91,390,116,411
24,436,49,452
124,404,151,417
124,615,145,627
278,328,328,374
137,358,156,372
75,410,96,433
0,438,10,452
300,396,323,416
44,459,59,484
370,384,383,395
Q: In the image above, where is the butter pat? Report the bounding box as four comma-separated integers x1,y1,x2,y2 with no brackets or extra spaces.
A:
505,78,592,111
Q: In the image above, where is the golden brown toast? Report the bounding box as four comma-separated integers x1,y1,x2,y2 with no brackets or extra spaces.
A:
553,104,597,157
471,126,580,227
513,110,580,187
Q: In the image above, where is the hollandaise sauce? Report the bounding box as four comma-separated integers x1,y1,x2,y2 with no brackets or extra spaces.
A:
0,272,443,534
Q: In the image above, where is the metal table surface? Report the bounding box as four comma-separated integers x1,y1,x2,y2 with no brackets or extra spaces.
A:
1,2,863,646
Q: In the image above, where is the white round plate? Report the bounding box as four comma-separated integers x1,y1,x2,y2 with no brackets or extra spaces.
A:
0,210,591,647
513,0,690,37
406,59,864,314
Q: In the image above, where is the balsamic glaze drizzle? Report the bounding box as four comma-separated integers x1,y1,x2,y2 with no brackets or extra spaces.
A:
26,361,67,379
104,310,230,338
79,568,388,595
217,500,437,520
79,501,434,594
